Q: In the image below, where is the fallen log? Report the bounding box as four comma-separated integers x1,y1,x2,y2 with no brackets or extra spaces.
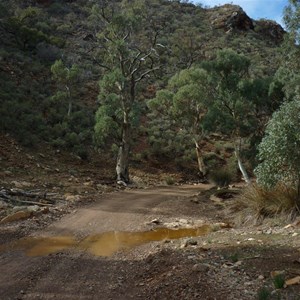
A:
6,189,57,203
0,192,53,207
0,188,58,206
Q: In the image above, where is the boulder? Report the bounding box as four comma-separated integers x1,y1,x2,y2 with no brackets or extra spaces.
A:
0,210,32,224
11,181,32,188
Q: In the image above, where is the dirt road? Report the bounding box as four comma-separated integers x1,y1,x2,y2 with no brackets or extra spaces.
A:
0,184,210,300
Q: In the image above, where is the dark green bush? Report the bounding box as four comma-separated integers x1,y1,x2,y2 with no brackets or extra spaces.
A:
65,132,79,148
209,168,233,187
51,138,66,148
73,145,89,160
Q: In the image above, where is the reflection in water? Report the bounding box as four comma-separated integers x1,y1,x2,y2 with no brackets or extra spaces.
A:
0,226,212,257
0,236,75,256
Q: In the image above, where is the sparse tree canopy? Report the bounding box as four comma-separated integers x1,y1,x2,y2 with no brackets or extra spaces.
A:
93,0,162,183
51,59,80,117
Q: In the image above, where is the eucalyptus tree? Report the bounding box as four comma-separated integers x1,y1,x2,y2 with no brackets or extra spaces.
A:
148,49,275,180
202,49,257,183
93,0,162,184
253,0,300,198
207,50,285,183
274,0,300,100
148,67,212,177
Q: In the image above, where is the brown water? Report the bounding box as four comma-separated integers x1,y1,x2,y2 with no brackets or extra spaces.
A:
0,226,212,257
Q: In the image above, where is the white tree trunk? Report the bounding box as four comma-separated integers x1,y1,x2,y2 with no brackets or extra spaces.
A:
67,100,72,118
235,145,251,184
116,111,130,184
195,141,207,177
66,85,72,117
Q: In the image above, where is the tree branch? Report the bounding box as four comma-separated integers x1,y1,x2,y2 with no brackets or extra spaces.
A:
134,66,161,83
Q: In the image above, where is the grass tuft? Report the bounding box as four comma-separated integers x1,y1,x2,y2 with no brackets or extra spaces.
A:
235,183,299,218
273,274,285,289
257,287,271,300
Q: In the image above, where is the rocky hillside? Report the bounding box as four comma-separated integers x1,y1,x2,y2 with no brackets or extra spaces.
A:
0,0,285,155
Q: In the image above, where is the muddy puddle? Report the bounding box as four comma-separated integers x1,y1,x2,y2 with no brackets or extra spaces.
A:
0,226,212,257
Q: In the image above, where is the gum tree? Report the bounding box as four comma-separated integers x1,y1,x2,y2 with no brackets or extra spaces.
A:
148,67,212,177
148,50,272,181
202,49,254,183
254,0,300,201
93,0,162,184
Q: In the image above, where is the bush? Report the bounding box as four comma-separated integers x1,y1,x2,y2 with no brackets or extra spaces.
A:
209,168,233,187
255,99,300,192
65,132,79,148
73,145,88,160
165,176,175,185
51,138,66,148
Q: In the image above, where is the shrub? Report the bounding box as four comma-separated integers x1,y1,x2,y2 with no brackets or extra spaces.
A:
209,168,233,187
51,137,66,148
223,142,235,152
65,132,79,148
165,176,175,185
73,145,88,160
214,141,223,154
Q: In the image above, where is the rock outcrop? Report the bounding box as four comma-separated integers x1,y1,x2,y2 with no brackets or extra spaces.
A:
208,4,285,44
254,19,285,44
209,4,254,31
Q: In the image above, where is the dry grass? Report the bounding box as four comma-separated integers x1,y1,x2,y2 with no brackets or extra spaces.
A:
231,183,299,224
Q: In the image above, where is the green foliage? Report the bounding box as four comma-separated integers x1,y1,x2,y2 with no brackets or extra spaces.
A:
93,0,162,175
51,59,80,117
148,67,212,172
228,253,239,263
94,103,121,147
253,1,300,197
255,99,300,190
0,0,288,166
257,287,271,300
202,49,255,138
1,6,52,50
203,152,222,171
149,49,276,178
273,274,285,289
209,168,233,187
284,0,300,44
51,59,79,82
145,115,191,160
165,176,175,185
279,1,300,100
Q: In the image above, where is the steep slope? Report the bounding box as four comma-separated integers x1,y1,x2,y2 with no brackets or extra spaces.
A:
0,0,285,150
